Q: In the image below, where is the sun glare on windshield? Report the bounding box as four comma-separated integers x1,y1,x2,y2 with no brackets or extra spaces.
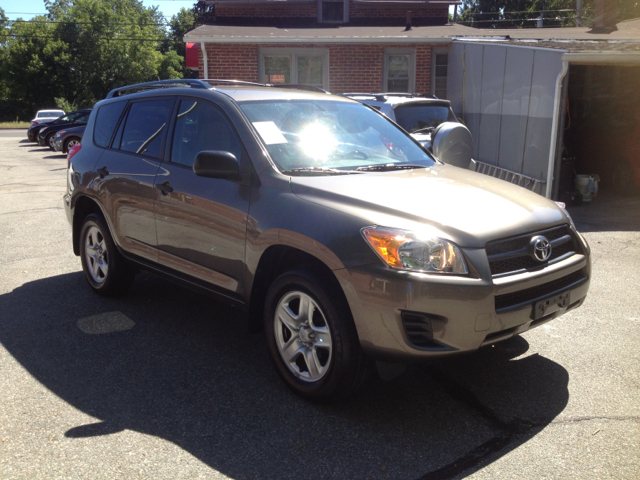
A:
298,122,337,160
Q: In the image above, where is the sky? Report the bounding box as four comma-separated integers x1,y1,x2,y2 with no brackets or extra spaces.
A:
3,0,195,21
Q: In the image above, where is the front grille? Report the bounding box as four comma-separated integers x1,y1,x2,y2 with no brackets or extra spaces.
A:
494,270,587,313
486,225,578,276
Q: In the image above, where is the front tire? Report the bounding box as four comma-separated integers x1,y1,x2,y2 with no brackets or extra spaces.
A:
264,270,369,401
46,133,56,151
79,214,135,296
64,137,81,153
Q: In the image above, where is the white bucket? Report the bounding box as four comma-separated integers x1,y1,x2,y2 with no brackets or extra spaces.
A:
575,174,599,202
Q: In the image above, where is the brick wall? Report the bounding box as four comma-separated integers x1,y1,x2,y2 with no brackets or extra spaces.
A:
215,1,448,21
215,2,316,18
200,43,435,93
349,1,448,19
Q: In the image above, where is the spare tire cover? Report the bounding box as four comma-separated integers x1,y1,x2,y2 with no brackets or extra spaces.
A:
431,122,473,169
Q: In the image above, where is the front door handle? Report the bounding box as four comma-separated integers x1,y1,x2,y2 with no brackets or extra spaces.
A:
96,166,109,178
156,181,174,195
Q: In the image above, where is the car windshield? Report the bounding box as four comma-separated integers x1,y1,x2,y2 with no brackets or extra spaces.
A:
59,111,84,122
39,111,63,118
239,100,435,175
393,105,457,133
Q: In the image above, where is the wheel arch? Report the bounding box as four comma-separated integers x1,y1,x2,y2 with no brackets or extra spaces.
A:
63,136,82,153
247,245,351,334
72,196,107,256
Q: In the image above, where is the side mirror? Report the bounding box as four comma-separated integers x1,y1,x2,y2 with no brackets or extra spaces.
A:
431,122,473,169
193,151,240,180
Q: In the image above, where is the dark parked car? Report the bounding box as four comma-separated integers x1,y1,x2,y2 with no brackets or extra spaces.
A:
53,125,85,154
64,79,591,401
37,110,91,149
341,93,461,151
27,109,90,142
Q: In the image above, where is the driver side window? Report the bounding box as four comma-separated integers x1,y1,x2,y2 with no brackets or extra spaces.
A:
170,100,242,168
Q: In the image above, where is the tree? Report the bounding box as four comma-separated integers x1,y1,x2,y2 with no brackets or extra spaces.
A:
458,1,640,29
1,15,71,117
164,7,199,79
48,0,178,104
2,0,185,119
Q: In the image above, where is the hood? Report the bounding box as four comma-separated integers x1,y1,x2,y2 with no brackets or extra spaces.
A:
290,165,566,248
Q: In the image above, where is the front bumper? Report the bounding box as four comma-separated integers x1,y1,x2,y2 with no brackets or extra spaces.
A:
336,249,590,362
53,138,64,152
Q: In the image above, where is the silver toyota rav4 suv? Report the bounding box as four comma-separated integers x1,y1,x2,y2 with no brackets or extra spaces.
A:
64,80,591,401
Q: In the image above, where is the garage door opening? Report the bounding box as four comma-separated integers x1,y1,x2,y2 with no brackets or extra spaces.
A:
559,64,640,203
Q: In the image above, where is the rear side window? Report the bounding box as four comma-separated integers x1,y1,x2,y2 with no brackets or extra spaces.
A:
119,100,173,158
94,102,127,148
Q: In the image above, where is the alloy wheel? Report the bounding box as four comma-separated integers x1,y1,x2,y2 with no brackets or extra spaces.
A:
274,291,333,382
84,226,109,284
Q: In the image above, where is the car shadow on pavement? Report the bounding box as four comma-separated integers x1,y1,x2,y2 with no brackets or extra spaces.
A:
0,272,569,480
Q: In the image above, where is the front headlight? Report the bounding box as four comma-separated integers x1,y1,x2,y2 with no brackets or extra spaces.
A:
555,201,576,231
362,226,468,274
55,130,66,138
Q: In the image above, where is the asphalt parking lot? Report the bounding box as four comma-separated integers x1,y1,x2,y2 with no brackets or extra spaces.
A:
0,129,638,479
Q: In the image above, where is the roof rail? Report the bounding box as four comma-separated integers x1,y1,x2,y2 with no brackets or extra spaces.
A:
203,79,267,87
106,79,213,99
340,92,438,101
105,78,333,99
269,84,330,94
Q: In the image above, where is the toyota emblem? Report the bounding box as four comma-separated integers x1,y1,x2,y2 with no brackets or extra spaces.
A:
530,235,552,262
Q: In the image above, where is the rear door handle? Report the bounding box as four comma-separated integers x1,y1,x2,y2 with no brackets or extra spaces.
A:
156,181,173,195
96,166,109,178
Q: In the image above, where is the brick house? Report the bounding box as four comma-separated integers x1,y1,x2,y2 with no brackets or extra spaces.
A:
184,1,460,96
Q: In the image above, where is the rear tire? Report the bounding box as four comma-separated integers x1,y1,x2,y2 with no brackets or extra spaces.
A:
264,270,370,401
46,133,56,151
79,214,136,296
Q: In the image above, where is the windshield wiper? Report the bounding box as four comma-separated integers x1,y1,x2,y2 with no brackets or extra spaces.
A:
355,164,427,172
410,126,435,134
281,166,360,175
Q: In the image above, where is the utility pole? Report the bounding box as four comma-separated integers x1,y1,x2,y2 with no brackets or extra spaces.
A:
577,0,583,27
537,0,546,28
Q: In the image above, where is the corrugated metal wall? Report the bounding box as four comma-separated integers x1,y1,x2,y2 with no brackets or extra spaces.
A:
447,42,565,186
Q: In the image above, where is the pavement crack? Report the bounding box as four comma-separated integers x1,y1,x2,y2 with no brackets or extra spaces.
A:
430,368,539,434
419,369,544,480
551,415,640,425
418,434,513,480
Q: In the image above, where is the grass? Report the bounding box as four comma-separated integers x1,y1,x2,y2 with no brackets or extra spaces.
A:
0,121,30,128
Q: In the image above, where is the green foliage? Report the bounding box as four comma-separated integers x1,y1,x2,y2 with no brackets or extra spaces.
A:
54,97,79,112
1,0,190,120
458,1,640,29
164,7,199,79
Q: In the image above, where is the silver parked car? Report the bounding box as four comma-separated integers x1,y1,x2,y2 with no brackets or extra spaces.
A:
30,109,65,127
64,80,591,401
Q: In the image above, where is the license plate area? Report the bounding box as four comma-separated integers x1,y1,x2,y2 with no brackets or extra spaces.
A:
533,291,570,320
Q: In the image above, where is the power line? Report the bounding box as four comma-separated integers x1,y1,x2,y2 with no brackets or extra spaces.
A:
8,19,172,26
0,34,170,41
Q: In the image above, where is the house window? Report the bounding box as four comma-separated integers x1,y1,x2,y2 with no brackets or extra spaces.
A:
432,48,449,99
383,48,416,93
260,48,329,90
318,0,348,23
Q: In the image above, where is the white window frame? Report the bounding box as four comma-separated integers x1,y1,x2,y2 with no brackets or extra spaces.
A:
317,0,349,23
431,47,449,99
383,48,416,93
258,48,330,90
